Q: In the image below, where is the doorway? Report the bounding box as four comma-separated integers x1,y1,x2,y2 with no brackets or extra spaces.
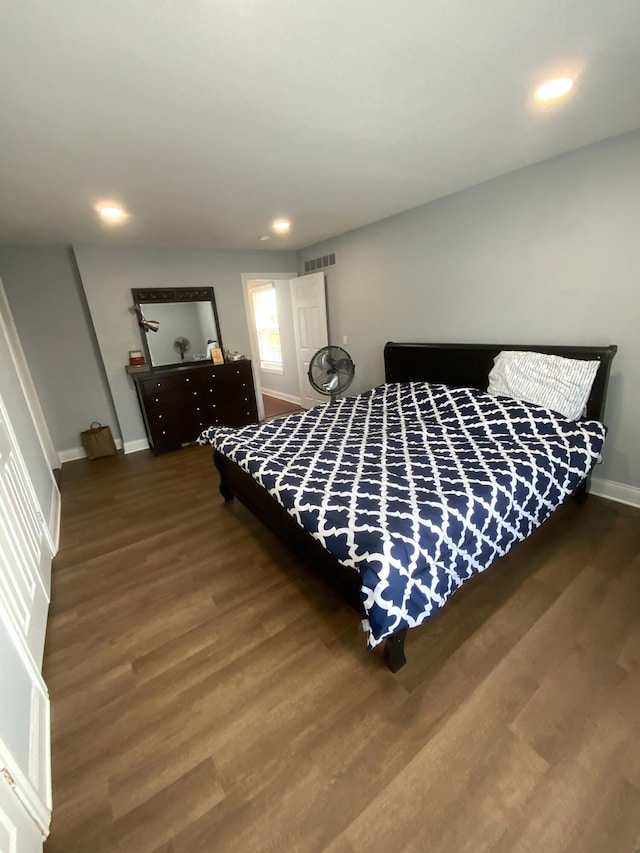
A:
241,271,328,420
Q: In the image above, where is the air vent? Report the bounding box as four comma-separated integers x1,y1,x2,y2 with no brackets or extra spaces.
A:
304,253,336,273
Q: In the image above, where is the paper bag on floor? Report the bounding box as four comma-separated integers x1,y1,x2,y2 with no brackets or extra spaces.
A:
80,422,118,459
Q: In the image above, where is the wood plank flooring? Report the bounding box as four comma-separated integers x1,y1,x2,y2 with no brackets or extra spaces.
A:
262,394,304,418
44,446,640,852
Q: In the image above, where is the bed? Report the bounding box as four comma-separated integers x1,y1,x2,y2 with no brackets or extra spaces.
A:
201,342,617,672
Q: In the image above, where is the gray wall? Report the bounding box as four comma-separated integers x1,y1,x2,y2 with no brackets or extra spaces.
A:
73,245,297,448
0,246,120,452
298,129,640,490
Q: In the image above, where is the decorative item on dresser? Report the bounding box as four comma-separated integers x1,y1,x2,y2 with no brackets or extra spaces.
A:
132,360,258,454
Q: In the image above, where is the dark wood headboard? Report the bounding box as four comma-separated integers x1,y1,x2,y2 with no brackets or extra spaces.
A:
384,342,617,422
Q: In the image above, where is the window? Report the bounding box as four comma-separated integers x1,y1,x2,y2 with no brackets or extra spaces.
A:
250,283,283,372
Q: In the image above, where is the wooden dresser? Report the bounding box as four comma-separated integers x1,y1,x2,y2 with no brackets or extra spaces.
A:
132,359,258,454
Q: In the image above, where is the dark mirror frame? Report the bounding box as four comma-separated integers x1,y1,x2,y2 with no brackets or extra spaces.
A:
132,287,224,370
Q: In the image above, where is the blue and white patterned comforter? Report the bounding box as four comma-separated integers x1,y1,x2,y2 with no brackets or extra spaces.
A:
199,383,605,649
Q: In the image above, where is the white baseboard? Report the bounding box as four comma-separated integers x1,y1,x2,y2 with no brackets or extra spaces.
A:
123,438,150,455
59,436,149,462
590,477,640,509
261,388,302,405
58,437,124,463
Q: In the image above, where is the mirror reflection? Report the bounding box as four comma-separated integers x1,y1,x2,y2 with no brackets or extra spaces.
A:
145,301,219,366
132,287,223,369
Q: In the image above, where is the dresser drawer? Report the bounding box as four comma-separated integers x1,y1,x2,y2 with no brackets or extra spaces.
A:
227,362,254,384
141,374,185,395
145,408,194,431
148,413,198,447
222,397,259,427
142,387,186,411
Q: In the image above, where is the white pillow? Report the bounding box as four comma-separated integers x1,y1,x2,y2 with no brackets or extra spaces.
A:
487,351,599,420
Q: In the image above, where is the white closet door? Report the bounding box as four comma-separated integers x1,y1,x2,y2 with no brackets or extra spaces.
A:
0,396,51,841
0,770,44,853
0,609,50,846
0,400,51,669
0,286,53,847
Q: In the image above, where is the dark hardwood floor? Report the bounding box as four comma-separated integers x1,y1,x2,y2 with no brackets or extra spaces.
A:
44,446,640,852
262,393,304,418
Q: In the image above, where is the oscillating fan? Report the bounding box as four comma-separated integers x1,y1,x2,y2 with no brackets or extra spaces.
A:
173,337,191,360
308,345,355,402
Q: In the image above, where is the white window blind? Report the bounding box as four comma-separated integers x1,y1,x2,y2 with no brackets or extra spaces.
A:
250,284,283,372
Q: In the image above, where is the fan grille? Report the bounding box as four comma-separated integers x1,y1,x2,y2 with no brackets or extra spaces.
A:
308,346,355,399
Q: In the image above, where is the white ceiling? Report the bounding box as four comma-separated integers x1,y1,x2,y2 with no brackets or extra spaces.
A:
1,0,639,251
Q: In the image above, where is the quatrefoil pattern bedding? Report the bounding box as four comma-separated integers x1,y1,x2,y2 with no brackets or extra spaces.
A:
199,382,606,649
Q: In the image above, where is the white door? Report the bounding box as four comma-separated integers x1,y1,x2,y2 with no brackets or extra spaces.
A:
0,282,55,848
0,399,51,668
0,770,45,853
0,394,52,844
0,607,50,847
290,272,329,409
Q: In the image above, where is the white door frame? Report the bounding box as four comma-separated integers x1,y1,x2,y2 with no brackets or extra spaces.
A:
0,280,59,474
241,272,297,420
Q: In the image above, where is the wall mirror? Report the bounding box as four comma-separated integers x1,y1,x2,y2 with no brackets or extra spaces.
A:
132,287,224,369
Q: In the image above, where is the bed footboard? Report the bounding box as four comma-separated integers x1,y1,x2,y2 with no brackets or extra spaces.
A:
214,451,235,501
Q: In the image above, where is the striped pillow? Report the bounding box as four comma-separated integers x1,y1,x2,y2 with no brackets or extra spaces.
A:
487,351,599,421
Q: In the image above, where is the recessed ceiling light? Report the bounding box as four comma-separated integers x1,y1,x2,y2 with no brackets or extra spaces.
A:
272,219,291,234
259,235,270,241
534,77,573,101
95,203,127,222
